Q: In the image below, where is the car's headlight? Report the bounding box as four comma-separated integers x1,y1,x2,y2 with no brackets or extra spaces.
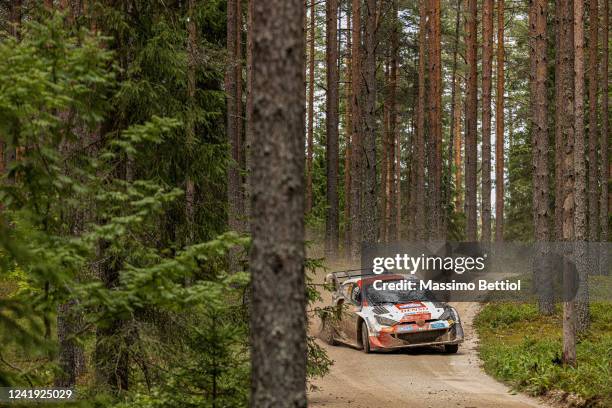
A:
374,315,399,326
440,307,459,323
439,307,452,321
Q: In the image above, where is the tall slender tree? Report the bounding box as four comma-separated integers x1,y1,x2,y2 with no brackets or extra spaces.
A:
482,0,493,243
600,0,609,244
246,0,254,220
344,2,352,256
556,0,577,366
495,0,505,241
306,0,315,213
349,0,362,259
530,0,553,315
587,0,598,241
573,0,589,332
448,0,461,216
250,0,307,403
325,0,339,256
415,0,427,240
465,0,478,241
554,0,574,242
185,0,198,245
389,0,399,240
381,61,389,241
226,0,243,237
427,0,442,239
361,0,378,245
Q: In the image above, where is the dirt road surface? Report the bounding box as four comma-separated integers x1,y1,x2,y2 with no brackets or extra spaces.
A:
307,262,551,408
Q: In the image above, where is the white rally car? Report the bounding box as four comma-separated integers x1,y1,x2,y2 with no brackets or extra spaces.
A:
320,272,464,353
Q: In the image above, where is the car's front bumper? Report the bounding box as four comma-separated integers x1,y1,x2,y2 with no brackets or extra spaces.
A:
369,321,464,350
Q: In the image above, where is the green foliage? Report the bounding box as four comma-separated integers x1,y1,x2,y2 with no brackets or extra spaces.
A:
0,11,255,407
475,302,612,407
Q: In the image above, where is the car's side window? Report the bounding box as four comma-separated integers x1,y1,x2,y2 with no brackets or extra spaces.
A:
340,283,352,300
350,285,361,305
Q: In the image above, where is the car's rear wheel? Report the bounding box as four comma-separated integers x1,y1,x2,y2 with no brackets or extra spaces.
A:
444,344,459,354
361,321,371,353
319,315,338,346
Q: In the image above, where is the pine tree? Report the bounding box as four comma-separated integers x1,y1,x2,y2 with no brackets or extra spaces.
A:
306,0,315,214
600,0,609,244
587,0,599,241
482,0,493,243
361,0,378,245
415,0,427,240
325,0,339,257
573,0,589,332
495,0,505,241
350,0,362,259
250,0,307,403
529,0,553,315
465,0,478,241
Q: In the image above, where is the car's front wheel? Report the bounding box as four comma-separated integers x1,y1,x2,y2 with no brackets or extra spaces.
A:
444,344,459,354
361,321,371,353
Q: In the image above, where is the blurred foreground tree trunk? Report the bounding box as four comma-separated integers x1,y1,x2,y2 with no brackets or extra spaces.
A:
250,0,307,405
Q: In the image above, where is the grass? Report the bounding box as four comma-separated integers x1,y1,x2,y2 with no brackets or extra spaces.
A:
475,302,612,407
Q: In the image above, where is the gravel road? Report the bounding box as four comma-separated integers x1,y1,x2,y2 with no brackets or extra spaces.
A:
307,265,551,408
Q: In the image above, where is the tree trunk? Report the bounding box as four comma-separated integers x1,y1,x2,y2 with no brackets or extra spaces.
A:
556,0,577,365
573,0,589,332
427,0,442,239
587,0,598,242
361,0,378,245
325,0,339,257
465,0,478,241
250,0,307,404
415,0,427,241
395,117,401,240
306,0,315,214
344,1,352,257
350,0,362,259
389,1,399,240
246,0,254,221
236,0,244,186
448,0,461,216
186,0,198,246
530,0,554,315
227,0,243,235
555,0,574,242
495,0,505,241
481,0,493,243
453,96,462,213
600,0,609,244
381,61,389,242
430,0,446,239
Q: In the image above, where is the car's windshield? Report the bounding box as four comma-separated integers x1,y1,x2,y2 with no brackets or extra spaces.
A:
363,279,433,305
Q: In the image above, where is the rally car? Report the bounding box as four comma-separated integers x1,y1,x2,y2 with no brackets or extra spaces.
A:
319,271,464,353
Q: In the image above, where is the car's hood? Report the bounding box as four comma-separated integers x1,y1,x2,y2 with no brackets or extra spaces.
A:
364,301,446,323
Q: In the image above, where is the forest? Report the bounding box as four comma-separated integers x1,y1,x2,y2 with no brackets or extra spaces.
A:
0,0,609,407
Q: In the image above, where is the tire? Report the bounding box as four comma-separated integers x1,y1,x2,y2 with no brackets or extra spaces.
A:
320,315,338,346
444,344,459,354
361,321,371,353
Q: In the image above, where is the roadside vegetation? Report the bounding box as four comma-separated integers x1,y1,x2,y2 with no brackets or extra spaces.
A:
475,301,612,407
